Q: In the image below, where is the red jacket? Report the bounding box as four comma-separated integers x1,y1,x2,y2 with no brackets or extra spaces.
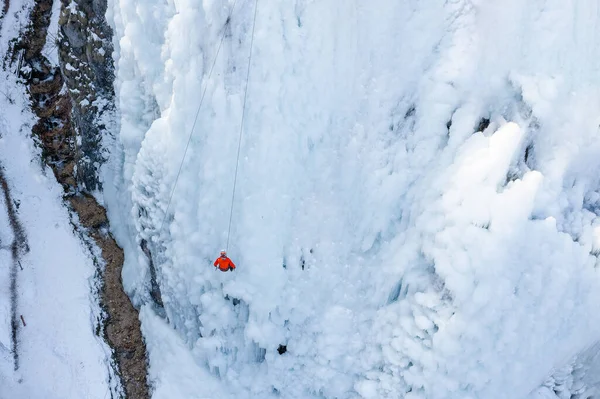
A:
214,256,236,271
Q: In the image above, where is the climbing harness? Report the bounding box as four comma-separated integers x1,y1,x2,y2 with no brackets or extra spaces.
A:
160,0,260,251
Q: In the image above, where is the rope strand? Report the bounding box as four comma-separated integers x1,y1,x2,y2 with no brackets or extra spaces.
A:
159,0,240,233
226,0,259,251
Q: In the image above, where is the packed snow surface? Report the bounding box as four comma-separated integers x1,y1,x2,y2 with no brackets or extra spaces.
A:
105,0,600,398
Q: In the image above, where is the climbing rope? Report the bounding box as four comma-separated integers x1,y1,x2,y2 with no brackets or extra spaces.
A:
159,0,258,239
226,0,259,251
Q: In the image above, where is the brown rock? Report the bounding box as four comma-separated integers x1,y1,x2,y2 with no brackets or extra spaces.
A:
68,193,107,228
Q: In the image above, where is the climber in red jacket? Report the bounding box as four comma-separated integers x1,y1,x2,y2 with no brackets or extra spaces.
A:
214,250,236,272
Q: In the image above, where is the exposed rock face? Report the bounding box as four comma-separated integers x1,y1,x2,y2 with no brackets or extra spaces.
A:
69,192,108,228
7,0,150,396
75,194,150,399
16,0,77,192
58,0,114,191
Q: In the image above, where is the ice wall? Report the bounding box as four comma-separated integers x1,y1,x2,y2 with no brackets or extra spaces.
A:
104,0,600,397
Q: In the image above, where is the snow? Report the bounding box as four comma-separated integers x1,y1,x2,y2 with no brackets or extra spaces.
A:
41,0,61,66
0,1,113,397
0,98,113,397
65,1,80,16
100,0,600,398
140,305,225,399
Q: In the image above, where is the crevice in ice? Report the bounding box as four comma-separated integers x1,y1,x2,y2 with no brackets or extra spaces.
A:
140,238,165,312
475,117,490,133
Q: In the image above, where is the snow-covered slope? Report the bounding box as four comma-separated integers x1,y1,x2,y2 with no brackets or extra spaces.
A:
105,0,600,398
0,2,113,397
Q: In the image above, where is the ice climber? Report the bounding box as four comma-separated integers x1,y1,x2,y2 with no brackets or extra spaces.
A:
214,250,236,272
